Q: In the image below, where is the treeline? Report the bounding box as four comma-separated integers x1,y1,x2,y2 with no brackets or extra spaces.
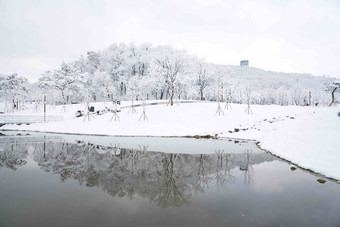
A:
0,43,336,111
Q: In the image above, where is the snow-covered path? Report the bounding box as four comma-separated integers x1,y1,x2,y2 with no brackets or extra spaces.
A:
1,102,340,180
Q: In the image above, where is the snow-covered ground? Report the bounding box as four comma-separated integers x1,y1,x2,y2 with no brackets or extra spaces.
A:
1,101,340,180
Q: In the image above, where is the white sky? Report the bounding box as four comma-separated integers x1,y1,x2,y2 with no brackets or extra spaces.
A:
1,0,340,82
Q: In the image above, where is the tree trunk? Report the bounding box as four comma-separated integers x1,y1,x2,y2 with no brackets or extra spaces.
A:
166,88,169,100
329,87,338,106
12,99,16,110
61,91,66,103
160,90,163,100
170,88,174,106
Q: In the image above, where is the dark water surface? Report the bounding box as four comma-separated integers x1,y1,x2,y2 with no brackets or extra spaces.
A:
0,132,340,227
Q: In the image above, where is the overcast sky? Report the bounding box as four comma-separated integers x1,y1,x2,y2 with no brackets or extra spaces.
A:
1,0,340,82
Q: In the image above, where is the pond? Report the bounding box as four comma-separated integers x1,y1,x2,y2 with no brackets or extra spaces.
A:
0,132,340,226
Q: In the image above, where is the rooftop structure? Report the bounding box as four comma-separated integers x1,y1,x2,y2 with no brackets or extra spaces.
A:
240,60,249,67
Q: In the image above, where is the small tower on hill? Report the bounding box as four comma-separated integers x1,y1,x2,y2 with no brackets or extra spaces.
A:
240,60,249,67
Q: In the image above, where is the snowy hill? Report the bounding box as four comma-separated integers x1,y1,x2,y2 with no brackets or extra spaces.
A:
1,43,337,109
212,64,334,105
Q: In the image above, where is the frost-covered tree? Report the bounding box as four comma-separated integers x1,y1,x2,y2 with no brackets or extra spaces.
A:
86,51,101,74
38,62,86,104
291,83,304,106
196,62,210,100
329,80,340,106
54,62,79,103
0,73,29,111
37,70,65,107
100,43,129,96
38,70,54,91
7,42,333,106
92,71,117,101
277,86,289,106
127,75,141,101
73,55,87,74
156,48,185,105
244,83,253,114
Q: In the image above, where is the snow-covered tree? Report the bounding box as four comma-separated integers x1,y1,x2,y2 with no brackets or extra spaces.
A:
196,62,210,100
56,62,79,103
277,86,289,106
329,80,340,106
0,73,29,111
86,51,101,74
291,83,304,106
4,42,333,106
91,71,117,101
155,48,185,105
100,43,129,97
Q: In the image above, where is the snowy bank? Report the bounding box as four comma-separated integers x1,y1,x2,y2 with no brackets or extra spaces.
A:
1,102,340,180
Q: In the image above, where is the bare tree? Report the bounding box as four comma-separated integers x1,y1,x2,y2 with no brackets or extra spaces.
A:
291,84,304,106
197,62,209,100
244,83,253,115
277,86,288,106
156,55,183,106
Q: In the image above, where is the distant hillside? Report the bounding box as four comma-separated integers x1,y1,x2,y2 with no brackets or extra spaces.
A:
220,64,334,89
206,64,335,105
1,43,337,108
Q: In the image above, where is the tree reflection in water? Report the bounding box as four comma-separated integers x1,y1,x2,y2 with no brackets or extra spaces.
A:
0,140,27,170
0,137,275,208
214,150,236,187
153,154,190,207
242,150,254,186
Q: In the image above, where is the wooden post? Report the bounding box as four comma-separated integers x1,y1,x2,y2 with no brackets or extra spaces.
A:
128,96,137,114
309,91,311,106
139,101,148,121
215,101,224,116
224,97,232,110
110,101,120,122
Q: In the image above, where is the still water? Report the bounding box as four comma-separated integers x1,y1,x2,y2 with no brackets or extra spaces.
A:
0,132,340,227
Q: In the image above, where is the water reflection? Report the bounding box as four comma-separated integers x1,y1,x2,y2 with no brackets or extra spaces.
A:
0,141,27,170
242,150,254,185
0,135,275,208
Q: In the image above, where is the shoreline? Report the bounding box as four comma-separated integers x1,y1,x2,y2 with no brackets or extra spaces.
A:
1,102,339,181
1,127,340,183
